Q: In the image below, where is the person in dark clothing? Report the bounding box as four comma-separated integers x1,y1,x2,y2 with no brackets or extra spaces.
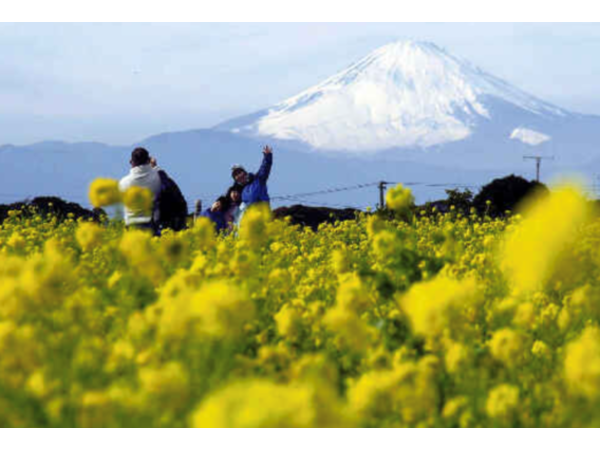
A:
150,158,188,233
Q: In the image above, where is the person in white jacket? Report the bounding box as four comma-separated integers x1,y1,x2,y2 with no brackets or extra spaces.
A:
119,147,161,231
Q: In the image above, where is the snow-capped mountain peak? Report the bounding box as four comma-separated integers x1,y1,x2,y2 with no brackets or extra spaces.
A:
220,40,570,152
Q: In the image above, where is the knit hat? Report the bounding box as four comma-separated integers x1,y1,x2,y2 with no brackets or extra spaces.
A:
231,164,246,179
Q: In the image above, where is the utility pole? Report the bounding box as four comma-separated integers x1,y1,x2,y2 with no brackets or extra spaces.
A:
378,181,388,210
523,156,554,183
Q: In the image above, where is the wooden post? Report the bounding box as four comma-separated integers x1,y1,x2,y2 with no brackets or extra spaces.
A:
194,199,202,224
378,181,387,210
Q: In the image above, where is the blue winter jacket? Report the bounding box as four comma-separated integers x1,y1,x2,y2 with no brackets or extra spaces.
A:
201,208,227,232
241,152,273,206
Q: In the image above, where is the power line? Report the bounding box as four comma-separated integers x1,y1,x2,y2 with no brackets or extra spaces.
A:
270,182,380,202
273,198,367,210
0,181,478,205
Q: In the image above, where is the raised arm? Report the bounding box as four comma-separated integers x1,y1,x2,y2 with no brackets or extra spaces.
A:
257,146,273,183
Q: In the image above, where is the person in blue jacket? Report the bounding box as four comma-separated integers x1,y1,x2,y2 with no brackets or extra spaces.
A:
231,145,273,209
200,196,228,232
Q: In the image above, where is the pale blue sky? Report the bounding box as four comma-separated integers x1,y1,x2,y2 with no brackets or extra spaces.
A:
2,23,600,146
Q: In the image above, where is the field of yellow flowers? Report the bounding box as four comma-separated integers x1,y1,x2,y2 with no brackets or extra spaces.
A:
1,182,600,427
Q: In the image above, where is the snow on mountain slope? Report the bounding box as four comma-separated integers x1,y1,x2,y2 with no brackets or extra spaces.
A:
510,127,551,146
219,40,569,152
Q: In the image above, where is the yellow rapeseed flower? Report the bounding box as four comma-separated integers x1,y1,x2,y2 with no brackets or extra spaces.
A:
191,379,346,427
489,328,524,367
88,178,121,208
400,275,480,339
531,340,551,359
336,274,371,313
138,361,189,406
386,183,414,213
193,217,216,251
119,230,163,282
500,185,590,293
193,281,254,337
274,304,303,340
76,222,103,252
239,204,272,249
323,305,373,353
331,248,352,274
564,327,600,399
122,186,154,215
445,341,469,374
7,233,26,251
486,384,519,419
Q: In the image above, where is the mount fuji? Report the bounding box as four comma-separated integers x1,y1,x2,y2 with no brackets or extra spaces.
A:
217,40,600,171
218,41,567,151
3,40,600,209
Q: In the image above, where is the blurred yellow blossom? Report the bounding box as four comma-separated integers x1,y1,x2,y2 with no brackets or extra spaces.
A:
122,186,153,216
88,178,121,208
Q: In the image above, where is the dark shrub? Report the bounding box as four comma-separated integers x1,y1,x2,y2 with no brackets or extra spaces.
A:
0,196,105,225
473,175,548,217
